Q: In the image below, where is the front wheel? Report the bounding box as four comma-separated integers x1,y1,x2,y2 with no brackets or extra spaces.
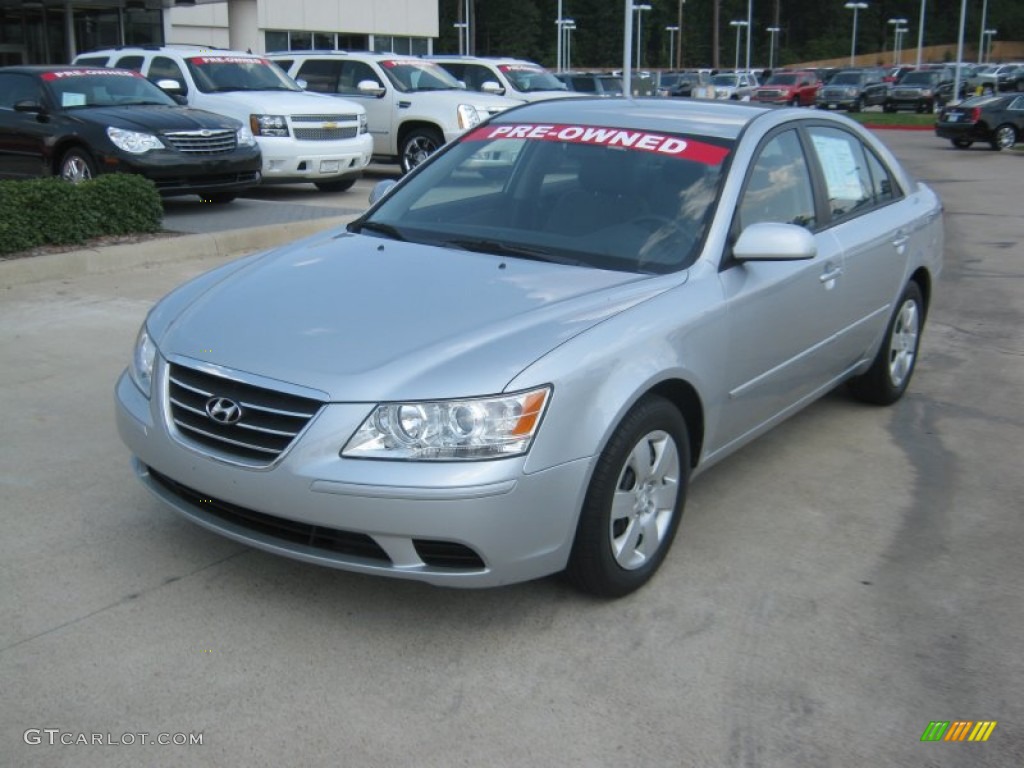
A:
400,128,443,174
848,282,924,405
883,102,897,113
59,147,95,184
849,97,863,113
991,123,1017,151
315,178,357,192
566,395,690,597
951,138,973,149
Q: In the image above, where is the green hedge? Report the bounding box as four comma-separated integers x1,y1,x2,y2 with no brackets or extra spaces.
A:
0,174,163,256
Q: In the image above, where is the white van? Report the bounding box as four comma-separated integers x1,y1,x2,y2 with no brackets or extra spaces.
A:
74,45,373,191
270,51,518,174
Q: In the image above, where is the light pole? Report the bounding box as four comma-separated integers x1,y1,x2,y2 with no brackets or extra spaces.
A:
896,27,908,65
563,20,577,71
844,2,868,68
730,20,748,72
634,4,652,69
676,0,685,69
666,26,679,70
766,26,781,71
744,0,753,73
978,0,989,66
888,18,907,65
453,22,467,55
982,29,997,64
463,0,472,56
915,0,926,69
555,0,563,72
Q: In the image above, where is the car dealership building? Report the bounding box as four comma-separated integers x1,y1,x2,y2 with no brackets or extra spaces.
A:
0,0,439,66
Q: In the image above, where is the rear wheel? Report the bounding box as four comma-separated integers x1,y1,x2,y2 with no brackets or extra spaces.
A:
566,395,689,597
58,147,95,184
951,138,973,149
991,123,1017,151
314,178,357,192
849,282,924,405
400,128,443,174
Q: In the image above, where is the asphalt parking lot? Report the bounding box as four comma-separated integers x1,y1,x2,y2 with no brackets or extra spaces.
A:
2,132,1022,768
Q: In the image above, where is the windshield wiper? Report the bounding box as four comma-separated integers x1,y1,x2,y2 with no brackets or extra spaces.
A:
350,221,407,241
443,238,583,266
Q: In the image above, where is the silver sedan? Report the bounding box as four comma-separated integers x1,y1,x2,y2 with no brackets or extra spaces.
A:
116,99,943,597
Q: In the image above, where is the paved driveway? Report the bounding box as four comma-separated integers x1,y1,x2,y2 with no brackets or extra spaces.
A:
1,132,1021,767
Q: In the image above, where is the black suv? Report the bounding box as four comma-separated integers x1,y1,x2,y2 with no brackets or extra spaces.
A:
554,72,624,97
884,69,962,113
656,71,711,98
815,69,888,111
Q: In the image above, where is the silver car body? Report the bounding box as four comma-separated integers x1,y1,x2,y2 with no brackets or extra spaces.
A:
116,99,943,590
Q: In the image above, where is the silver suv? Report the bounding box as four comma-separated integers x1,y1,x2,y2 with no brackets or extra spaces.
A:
270,51,518,174
426,56,577,103
73,45,373,191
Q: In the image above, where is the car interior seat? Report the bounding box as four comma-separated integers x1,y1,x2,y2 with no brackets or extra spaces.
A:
545,145,647,235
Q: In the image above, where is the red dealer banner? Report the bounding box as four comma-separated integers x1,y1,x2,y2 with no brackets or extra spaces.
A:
190,56,270,66
464,124,730,165
42,69,142,80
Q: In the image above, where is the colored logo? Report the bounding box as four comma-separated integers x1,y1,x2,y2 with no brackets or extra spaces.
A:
921,721,997,742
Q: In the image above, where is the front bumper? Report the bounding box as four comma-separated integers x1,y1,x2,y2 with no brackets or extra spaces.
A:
115,368,590,588
101,144,262,197
257,133,373,184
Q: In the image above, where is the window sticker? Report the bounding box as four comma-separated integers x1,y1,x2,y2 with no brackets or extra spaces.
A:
499,65,543,73
810,134,865,200
463,123,730,165
61,92,87,107
190,56,269,66
42,69,140,81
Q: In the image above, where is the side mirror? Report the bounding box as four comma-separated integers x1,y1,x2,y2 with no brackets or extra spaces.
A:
357,80,386,97
368,179,398,206
733,222,816,262
155,78,185,95
481,80,505,95
14,100,44,114
296,78,308,90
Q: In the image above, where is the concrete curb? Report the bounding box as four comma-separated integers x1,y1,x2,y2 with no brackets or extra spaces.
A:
1,214,359,288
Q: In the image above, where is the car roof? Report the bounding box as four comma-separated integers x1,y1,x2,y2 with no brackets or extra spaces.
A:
488,97,769,141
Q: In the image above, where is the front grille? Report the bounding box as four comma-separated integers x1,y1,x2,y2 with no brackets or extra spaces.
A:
291,113,358,123
164,129,237,154
293,126,359,141
148,468,391,563
757,89,783,98
151,171,260,190
892,88,921,97
167,362,322,465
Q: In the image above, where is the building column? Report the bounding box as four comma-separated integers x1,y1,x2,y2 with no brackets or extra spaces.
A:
228,0,259,53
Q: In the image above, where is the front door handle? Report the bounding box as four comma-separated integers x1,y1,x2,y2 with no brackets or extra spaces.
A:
819,265,843,285
892,233,909,253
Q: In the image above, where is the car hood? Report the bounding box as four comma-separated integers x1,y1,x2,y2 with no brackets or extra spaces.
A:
198,89,358,115
153,232,674,401
76,105,241,132
405,90,519,110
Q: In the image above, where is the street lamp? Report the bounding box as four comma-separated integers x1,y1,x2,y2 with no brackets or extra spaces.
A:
978,0,989,66
982,29,997,64
844,2,867,67
766,26,781,71
729,20,748,73
453,22,468,56
563,20,577,71
896,27,908,65
888,18,907,65
665,26,679,70
744,0,753,73
915,0,926,68
634,4,652,69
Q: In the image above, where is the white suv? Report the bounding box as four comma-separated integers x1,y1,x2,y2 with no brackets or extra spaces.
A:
73,45,373,191
425,56,578,103
270,52,519,174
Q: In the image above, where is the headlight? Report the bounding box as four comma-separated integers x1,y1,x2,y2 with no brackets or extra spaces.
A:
343,386,551,461
129,326,157,397
846,87,858,97
457,104,482,130
920,88,933,96
250,114,289,137
358,113,368,135
106,126,164,153
236,125,256,146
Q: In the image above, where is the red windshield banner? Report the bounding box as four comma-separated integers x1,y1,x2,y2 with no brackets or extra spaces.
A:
190,56,269,66
42,69,142,81
464,123,730,165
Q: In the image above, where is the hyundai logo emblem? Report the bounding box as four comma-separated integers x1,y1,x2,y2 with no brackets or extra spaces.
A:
205,397,243,425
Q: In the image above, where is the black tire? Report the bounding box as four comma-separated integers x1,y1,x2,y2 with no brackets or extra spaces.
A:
399,127,443,174
883,102,897,113
848,282,925,405
566,395,690,598
990,123,1017,151
58,147,96,184
849,97,863,113
197,192,237,204
788,98,799,107
951,138,973,149
315,178,357,192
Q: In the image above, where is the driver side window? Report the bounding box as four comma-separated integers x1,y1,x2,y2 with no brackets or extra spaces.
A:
738,130,817,231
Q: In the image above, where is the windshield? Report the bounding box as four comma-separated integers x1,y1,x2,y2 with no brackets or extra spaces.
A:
380,60,461,92
498,65,567,92
186,56,302,93
899,72,936,85
42,69,176,108
353,122,732,274
766,74,798,85
711,74,739,87
830,73,863,85
597,77,624,95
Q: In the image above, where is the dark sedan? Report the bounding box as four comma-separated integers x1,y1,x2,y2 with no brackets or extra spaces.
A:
935,93,1024,150
0,66,261,202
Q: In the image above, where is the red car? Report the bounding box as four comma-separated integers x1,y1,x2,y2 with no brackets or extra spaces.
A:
751,71,820,106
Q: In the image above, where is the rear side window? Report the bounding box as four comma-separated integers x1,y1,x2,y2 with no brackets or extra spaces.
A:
0,73,42,108
75,56,109,66
570,77,596,93
296,59,343,93
806,126,873,220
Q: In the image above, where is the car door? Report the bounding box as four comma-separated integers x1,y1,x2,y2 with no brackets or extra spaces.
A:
803,124,912,367
0,72,48,178
715,127,848,450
